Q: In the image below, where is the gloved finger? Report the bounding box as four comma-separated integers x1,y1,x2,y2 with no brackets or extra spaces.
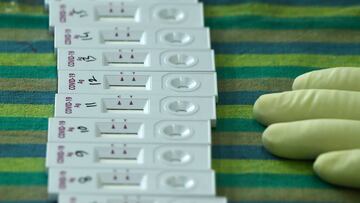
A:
253,89,360,126
314,149,360,189
293,67,360,91
262,119,360,159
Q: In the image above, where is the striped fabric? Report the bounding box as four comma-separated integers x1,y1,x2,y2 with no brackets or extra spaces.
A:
1,0,360,202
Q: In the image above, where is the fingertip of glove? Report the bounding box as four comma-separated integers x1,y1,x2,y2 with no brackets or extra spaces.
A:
292,73,307,90
313,151,345,187
313,153,328,177
262,124,289,158
262,125,277,152
253,95,270,126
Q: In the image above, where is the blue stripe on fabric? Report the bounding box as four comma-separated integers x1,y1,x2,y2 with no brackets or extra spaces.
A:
0,90,273,105
0,41,53,53
213,42,360,55
0,144,45,157
218,91,276,105
216,118,265,132
212,145,278,160
216,173,333,188
0,91,55,104
202,0,360,6
205,16,360,30
217,66,320,79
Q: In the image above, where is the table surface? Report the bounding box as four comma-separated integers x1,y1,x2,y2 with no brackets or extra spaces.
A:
1,0,360,202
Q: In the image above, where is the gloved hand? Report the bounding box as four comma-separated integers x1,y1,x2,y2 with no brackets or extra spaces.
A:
253,67,360,189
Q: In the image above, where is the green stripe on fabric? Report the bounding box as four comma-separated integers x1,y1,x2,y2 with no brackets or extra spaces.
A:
0,158,45,172
0,78,56,91
0,104,54,117
0,54,55,66
0,186,47,200
0,29,52,41
216,173,331,188
0,130,47,144
216,54,360,68
213,159,313,174
212,132,262,145
0,14,48,29
218,78,293,92
8,3,360,18
0,172,328,188
211,29,360,43
0,173,46,185
205,4,360,18
217,66,320,79
0,66,57,78
0,117,48,131
217,105,253,119
0,2,44,15
9,3,360,19
217,188,360,202
216,119,264,132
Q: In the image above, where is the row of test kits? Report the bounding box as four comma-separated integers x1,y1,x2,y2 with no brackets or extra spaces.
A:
46,0,227,202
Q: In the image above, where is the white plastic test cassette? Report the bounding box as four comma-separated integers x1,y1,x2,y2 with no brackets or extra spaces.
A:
59,194,227,203
47,118,211,144
48,168,215,197
55,94,216,124
58,70,217,97
55,27,210,49
46,143,210,169
58,49,215,72
49,2,204,28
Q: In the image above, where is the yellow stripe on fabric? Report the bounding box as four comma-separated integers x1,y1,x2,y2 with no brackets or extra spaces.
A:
0,186,47,200
0,53,55,66
0,2,44,15
217,105,253,119
212,132,262,145
218,188,360,202
218,78,293,92
0,130,47,144
0,78,56,91
211,29,360,43
0,104,53,117
0,28,53,41
10,3,360,18
205,4,360,18
216,54,360,68
0,158,45,172
213,159,313,175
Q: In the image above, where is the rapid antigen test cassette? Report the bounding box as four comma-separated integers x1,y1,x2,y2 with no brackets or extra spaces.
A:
58,70,217,97
58,49,215,72
47,118,211,144
58,194,227,203
46,143,210,169
48,168,215,197
49,2,204,28
55,94,216,124
55,27,210,49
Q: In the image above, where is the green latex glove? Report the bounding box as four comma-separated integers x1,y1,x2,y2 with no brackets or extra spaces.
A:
253,67,360,189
